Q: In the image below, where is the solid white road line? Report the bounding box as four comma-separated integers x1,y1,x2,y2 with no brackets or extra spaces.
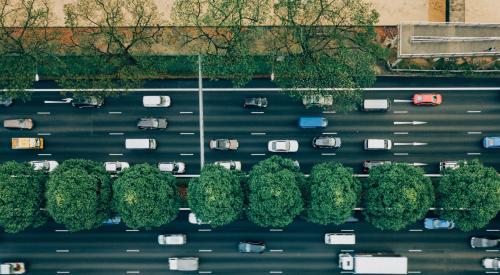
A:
467,152,481,155
56,250,69,253
109,153,123,156
180,132,195,135
467,132,482,135
37,112,51,115
251,133,266,135
394,132,409,135
180,153,194,156
467,110,482,113
108,112,122,114
407,272,422,274
108,133,124,135
251,153,266,156
485,272,499,274
37,133,51,136
126,249,140,253
38,153,52,156
198,56,205,169
180,111,194,114
198,229,212,232
393,110,408,114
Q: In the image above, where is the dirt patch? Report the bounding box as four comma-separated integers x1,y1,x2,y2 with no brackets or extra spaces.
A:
428,0,446,22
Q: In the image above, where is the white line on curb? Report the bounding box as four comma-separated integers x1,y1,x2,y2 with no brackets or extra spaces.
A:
270,229,283,232
199,272,213,274
323,111,336,114
322,132,338,135
270,249,283,252
409,229,423,232
409,249,422,252
408,272,422,274
56,272,70,274
126,229,139,232
341,229,355,232
341,250,354,252
55,229,68,232
486,249,499,252
394,153,409,156
269,272,283,274
251,111,264,114
126,271,140,274
486,229,500,232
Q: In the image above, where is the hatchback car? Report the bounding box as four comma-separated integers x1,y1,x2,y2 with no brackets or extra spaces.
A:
243,97,268,108
137,117,167,130
158,162,186,174
483,258,500,270
470,237,499,248
3,118,34,130
362,160,391,173
268,140,299,152
104,161,129,174
483,137,500,148
158,234,187,245
143,96,171,107
209,139,239,150
214,161,242,171
238,241,265,253
29,160,59,172
71,96,104,108
424,218,455,229
188,212,209,225
412,93,442,106
312,136,341,148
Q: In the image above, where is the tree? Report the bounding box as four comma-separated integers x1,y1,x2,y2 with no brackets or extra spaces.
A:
304,162,360,225
188,164,243,227
45,159,112,232
246,156,304,227
0,161,47,233
0,0,58,99
270,0,386,112
60,0,164,93
436,159,500,231
172,0,271,87
113,163,179,229
363,163,435,231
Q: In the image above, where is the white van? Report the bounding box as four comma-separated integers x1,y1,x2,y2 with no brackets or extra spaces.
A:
362,99,390,112
324,233,356,245
364,139,392,150
125,139,157,149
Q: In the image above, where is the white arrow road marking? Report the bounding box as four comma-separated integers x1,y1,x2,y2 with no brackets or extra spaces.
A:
394,121,427,125
394,142,427,146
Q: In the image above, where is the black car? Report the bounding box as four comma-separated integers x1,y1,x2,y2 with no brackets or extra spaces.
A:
244,97,268,108
312,136,341,148
137,117,168,130
238,241,265,253
71,96,104,108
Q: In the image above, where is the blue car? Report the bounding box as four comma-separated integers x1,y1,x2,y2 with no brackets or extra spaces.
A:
424,218,455,229
483,137,500,148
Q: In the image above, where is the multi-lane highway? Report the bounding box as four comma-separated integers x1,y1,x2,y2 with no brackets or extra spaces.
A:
1,78,500,174
0,211,498,275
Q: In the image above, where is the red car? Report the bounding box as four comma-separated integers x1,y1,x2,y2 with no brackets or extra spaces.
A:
412,93,442,106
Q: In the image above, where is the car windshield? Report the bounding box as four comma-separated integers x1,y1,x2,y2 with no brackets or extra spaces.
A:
217,140,227,147
275,142,288,150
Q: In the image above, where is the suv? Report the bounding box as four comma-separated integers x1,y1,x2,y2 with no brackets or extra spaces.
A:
137,117,167,130
143,96,170,107
364,139,392,150
312,136,341,148
71,96,104,108
362,160,391,173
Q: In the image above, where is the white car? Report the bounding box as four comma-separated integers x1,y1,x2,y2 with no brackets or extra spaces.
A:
158,234,187,245
188,212,209,225
214,161,242,171
29,160,59,172
142,96,171,107
104,162,129,174
483,258,499,269
158,162,186,174
268,140,299,152
302,94,333,107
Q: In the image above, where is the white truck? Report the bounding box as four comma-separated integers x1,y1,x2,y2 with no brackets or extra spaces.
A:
169,257,198,271
339,253,408,274
0,262,26,274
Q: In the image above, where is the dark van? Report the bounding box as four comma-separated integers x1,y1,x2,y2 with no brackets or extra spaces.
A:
298,117,328,129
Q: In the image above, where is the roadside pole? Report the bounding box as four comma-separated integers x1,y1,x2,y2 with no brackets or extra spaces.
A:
198,55,205,169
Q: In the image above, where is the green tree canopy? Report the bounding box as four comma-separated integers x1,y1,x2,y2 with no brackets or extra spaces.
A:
363,163,435,231
113,163,179,229
0,161,48,233
188,164,244,227
304,162,360,225
436,159,500,231
45,159,112,232
246,156,304,227
271,0,386,112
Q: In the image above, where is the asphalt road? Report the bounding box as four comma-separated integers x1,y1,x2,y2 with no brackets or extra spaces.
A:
0,212,498,275
1,78,500,174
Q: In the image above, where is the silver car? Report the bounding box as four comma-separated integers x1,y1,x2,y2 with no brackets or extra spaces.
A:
471,237,498,248
312,136,341,148
137,117,167,130
268,140,299,153
158,162,185,174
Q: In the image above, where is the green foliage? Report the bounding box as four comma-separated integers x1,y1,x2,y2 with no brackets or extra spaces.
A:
113,164,179,229
188,164,244,227
363,163,435,231
246,156,304,227
0,57,35,100
45,159,112,232
437,159,500,231
304,162,360,225
0,161,48,233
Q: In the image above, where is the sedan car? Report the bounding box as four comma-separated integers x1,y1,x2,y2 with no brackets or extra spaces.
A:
3,118,34,130
209,139,239,150
104,161,129,174
302,94,333,107
243,97,268,108
312,136,341,148
238,241,265,253
158,234,187,245
483,137,500,148
143,96,171,107
158,162,185,174
424,218,455,229
470,237,499,248
268,140,299,153
483,258,500,269
214,161,242,171
137,117,168,130
412,93,442,106
71,96,104,108
362,160,391,173
439,161,466,172
29,160,59,172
